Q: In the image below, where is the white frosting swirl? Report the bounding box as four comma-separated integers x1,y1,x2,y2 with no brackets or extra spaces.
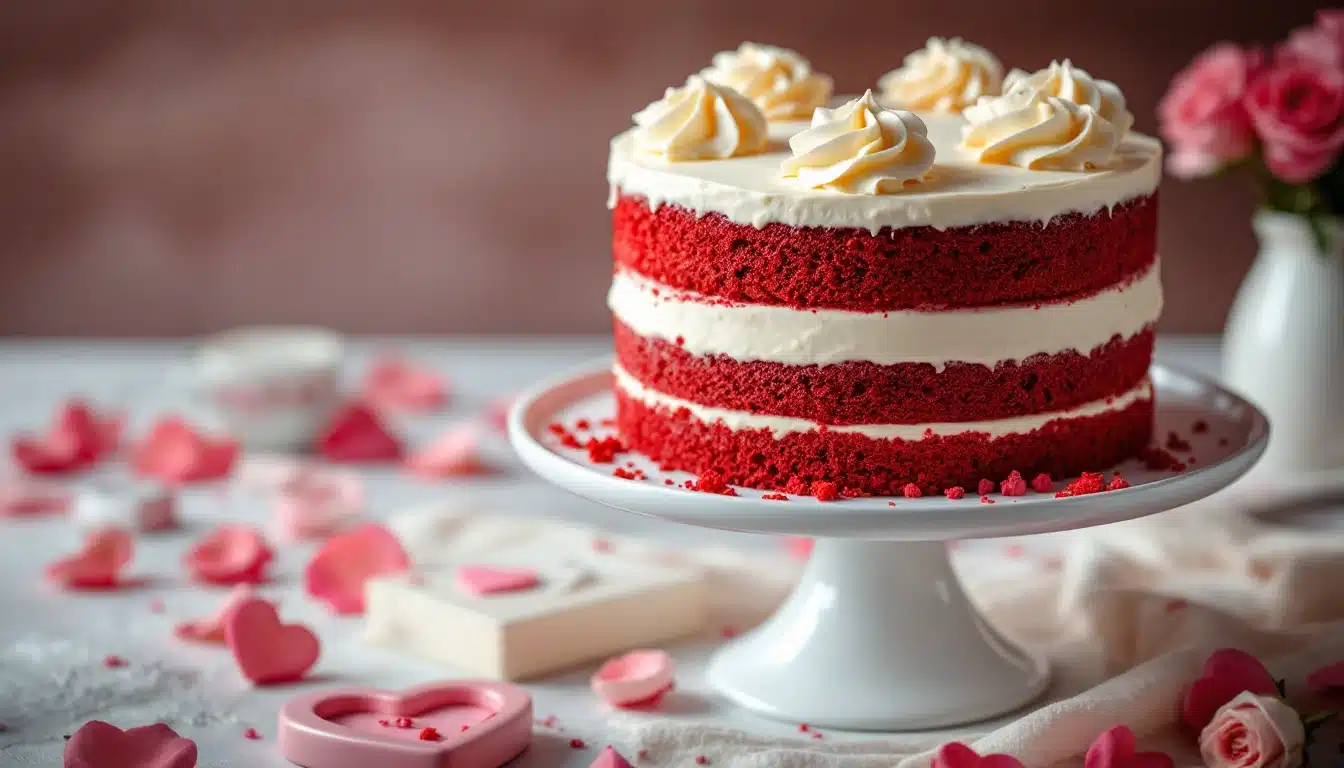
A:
1003,59,1134,137
877,37,1003,114
702,42,834,121
961,88,1121,171
632,76,768,162
780,91,936,194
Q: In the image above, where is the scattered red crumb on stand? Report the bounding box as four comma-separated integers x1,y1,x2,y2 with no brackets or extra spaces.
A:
1165,431,1192,452
242,728,260,740
944,486,965,500
999,471,1027,496
1055,471,1106,498
783,476,810,495
1106,473,1131,491
570,738,587,749
690,471,737,496
102,655,127,668
695,757,710,765
1192,419,1209,434
1030,473,1053,493
812,481,839,502
395,717,414,729
761,493,789,501
840,487,866,498
418,727,441,742
575,419,591,431
586,436,626,464
1139,446,1187,471
980,496,996,504
977,479,996,496
902,483,923,498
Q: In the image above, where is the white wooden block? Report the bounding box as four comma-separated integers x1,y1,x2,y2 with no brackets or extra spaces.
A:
364,530,708,681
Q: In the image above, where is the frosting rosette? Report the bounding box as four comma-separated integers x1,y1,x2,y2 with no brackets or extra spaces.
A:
780,90,935,194
878,37,1003,114
1003,59,1134,137
960,87,1121,171
632,75,768,161
701,42,834,121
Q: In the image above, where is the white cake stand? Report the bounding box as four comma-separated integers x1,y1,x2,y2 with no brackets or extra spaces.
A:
508,360,1269,731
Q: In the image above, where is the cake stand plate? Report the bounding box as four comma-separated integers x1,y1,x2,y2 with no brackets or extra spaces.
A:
508,360,1269,731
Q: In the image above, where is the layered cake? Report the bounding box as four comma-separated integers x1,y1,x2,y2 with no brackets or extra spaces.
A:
607,40,1163,496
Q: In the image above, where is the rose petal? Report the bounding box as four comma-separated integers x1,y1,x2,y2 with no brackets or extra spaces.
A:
174,585,255,644
1181,648,1280,731
362,357,448,412
63,720,197,768
133,417,238,484
317,404,403,463
405,423,490,479
590,650,675,708
46,528,134,590
183,524,272,585
304,523,409,614
0,474,71,517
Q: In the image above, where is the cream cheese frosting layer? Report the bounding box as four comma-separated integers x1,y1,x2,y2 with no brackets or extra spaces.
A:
614,364,1153,438
608,262,1163,369
608,110,1162,233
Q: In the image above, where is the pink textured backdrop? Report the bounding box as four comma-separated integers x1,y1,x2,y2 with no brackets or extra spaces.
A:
0,1,1318,336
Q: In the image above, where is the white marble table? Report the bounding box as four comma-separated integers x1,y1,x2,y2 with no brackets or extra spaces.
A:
0,336,1219,767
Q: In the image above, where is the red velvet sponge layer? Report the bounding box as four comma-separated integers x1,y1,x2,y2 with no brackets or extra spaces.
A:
615,320,1154,425
615,388,1154,496
612,193,1158,311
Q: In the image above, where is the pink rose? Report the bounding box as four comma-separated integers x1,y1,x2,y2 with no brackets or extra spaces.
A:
1246,60,1344,183
1160,43,1261,178
1199,692,1305,768
1282,10,1344,70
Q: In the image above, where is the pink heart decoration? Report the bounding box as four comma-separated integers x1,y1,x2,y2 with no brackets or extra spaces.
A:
12,400,122,475
456,565,540,596
270,468,363,541
931,742,1024,768
183,524,273,585
278,681,531,768
46,528,134,590
318,404,404,463
363,356,449,412
64,720,197,768
1083,726,1174,768
405,424,490,479
305,523,410,614
0,474,70,517
174,585,255,644
590,649,675,708
1180,648,1279,731
133,417,238,484
225,597,320,685
589,747,635,768
1307,659,1344,693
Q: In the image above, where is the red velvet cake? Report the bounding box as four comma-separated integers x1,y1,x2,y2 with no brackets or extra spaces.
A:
607,42,1163,496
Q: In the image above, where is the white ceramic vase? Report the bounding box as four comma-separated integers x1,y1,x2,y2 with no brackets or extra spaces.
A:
1223,211,1344,477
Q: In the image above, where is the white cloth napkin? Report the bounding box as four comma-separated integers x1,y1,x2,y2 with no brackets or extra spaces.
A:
610,482,1344,768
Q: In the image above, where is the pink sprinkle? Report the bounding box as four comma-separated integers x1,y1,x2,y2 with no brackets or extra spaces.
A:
1030,473,1053,493
243,728,260,740
102,655,128,668
977,479,995,495
150,599,166,614
1000,471,1027,496
570,738,587,749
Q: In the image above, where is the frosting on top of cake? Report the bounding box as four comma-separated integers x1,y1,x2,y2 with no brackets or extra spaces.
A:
780,91,935,194
701,42,834,121
878,37,1003,114
609,101,1161,233
632,76,768,162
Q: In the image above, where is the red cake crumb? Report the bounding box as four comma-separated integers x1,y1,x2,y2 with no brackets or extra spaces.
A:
690,470,737,496
616,322,1153,425
243,728,260,740
600,418,616,427
460,724,470,732
944,486,965,500
395,717,414,729
612,467,640,480
840,487,867,498
1056,471,1106,498
761,493,789,501
1031,473,1053,493
574,419,591,431
664,478,674,485
1192,419,1209,434
1107,473,1131,491
1139,446,1187,472
615,391,1153,496
812,481,839,502
418,727,441,742
1165,431,1192,452
902,483,923,498
570,738,587,749
977,479,996,496
547,423,568,437
1000,471,1027,496
613,194,1157,311
888,501,896,506
585,435,626,463
980,496,996,504
783,476,810,495
378,719,390,727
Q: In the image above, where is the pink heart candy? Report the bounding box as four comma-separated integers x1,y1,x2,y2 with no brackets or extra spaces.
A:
363,356,449,412
225,596,321,685
406,423,490,479
589,747,635,768
183,524,273,585
270,468,363,541
133,417,238,485
64,720,197,768
590,650,675,708
1083,725,1174,768
174,585,255,645
278,681,531,768
305,523,410,615
46,528,134,590
931,742,1024,768
456,565,540,596
1180,648,1279,731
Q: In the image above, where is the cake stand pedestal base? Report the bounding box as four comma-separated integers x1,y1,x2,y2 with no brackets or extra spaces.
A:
707,538,1049,731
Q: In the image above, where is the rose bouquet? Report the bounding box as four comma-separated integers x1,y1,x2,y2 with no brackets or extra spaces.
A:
1161,10,1344,248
